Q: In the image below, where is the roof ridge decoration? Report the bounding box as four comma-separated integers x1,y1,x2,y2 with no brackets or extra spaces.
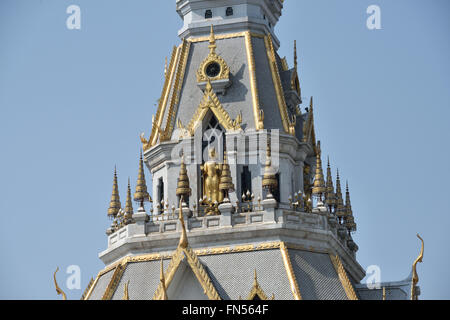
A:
329,254,358,300
153,197,221,300
280,242,302,300
143,45,180,149
53,267,67,300
196,25,230,84
411,234,424,300
186,81,242,134
101,260,128,300
303,97,317,150
264,34,295,135
122,280,130,300
80,277,94,300
246,269,275,300
162,39,191,142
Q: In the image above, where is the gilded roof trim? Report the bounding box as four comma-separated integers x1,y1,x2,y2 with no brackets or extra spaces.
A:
152,246,221,300
244,31,264,130
187,32,265,44
186,81,242,134
147,45,180,148
80,277,94,300
162,40,191,142
247,269,275,300
264,34,293,134
101,259,128,300
280,242,302,300
329,254,359,300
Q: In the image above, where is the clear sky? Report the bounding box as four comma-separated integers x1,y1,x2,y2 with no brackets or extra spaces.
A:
0,0,449,300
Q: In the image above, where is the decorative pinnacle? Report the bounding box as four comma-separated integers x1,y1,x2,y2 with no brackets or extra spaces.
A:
176,155,191,199
262,141,278,194
124,178,134,222
178,197,188,249
108,167,121,218
325,157,336,208
312,141,326,198
335,169,345,218
160,258,168,300
219,152,235,196
134,151,150,207
209,25,217,54
344,181,356,232
294,40,298,70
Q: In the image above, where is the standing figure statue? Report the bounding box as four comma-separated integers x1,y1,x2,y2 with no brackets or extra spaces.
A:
201,148,223,204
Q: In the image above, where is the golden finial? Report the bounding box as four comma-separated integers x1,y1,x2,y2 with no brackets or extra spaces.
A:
219,152,235,201
325,157,336,209
53,267,67,300
134,151,150,209
160,258,168,300
411,234,424,300
108,167,121,218
312,141,326,200
176,155,191,201
382,287,386,301
294,40,298,70
178,197,188,249
209,24,217,54
124,178,134,224
262,141,278,197
122,280,130,300
334,169,345,219
344,182,357,232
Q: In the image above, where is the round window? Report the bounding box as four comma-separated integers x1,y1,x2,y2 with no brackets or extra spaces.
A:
205,62,221,78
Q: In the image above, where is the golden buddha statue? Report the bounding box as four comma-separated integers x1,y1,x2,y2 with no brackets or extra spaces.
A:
201,148,223,204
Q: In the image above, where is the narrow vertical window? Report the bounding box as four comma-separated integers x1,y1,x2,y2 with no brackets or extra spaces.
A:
157,177,164,212
205,10,212,19
273,173,280,203
241,166,252,196
226,7,233,16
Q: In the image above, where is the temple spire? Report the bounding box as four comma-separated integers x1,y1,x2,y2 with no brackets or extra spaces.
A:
325,157,336,211
262,141,278,198
208,25,217,54
134,151,151,211
294,40,298,70
335,169,345,221
219,152,235,202
344,182,357,233
312,141,326,201
107,167,121,219
124,178,134,224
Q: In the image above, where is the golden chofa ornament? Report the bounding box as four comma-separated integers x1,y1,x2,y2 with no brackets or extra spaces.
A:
107,167,121,218
176,156,191,201
312,141,326,200
262,142,278,197
219,152,234,202
134,151,151,210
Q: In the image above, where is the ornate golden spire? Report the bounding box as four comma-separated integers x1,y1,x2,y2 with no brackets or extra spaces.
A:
325,157,336,210
108,167,121,218
344,182,356,232
312,141,326,200
335,169,345,219
134,151,151,209
178,197,188,249
176,156,191,201
160,258,168,300
219,152,235,201
209,24,217,54
294,40,298,70
124,178,134,224
262,142,278,197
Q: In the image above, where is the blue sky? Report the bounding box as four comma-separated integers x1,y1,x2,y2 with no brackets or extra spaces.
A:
0,0,449,299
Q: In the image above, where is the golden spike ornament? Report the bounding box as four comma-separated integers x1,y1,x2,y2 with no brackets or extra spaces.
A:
124,178,134,224
108,167,121,218
325,157,336,210
134,151,150,209
411,234,424,300
53,267,67,300
344,182,357,233
311,141,326,200
176,155,191,200
335,169,345,219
